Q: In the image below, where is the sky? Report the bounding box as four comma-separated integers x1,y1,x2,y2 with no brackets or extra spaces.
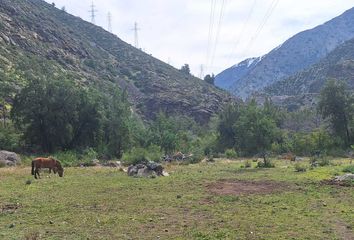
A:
45,0,354,76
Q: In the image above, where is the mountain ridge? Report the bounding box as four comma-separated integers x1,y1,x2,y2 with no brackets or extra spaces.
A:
0,0,233,124
216,6,354,98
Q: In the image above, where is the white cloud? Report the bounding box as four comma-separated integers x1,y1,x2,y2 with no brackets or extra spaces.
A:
46,0,354,76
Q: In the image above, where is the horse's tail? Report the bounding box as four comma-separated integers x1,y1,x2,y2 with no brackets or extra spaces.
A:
31,160,35,175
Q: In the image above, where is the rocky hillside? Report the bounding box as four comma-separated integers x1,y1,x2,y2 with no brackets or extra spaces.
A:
0,0,232,124
265,37,354,96
216,6,354,99
214,57,262,90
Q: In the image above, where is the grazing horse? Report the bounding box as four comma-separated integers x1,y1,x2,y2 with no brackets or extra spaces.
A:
31,157,64,179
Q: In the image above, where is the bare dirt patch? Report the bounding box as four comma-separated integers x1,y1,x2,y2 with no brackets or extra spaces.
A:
207,180,293,196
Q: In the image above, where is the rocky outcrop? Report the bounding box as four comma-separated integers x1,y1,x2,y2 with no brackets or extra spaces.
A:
0,151,21,166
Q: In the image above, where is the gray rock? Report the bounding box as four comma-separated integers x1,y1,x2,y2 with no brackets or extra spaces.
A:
334,174,354,182
127,162,164,178
0,151,21,166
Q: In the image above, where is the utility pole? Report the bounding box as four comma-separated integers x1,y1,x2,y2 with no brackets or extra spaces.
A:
89,1,97,24
107,12,112,32
132,22,140,48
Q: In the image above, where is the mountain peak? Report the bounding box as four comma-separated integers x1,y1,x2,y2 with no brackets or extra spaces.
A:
216,6,354,99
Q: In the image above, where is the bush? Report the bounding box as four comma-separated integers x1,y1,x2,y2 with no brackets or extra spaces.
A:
0,125,22,152
122,145,163,165
257,159,275,168
122,147,149,165
343,165,354,174
52,151,79,167
225,149,237,159
245,160,252,168
294,163,307,172
310,156,330,167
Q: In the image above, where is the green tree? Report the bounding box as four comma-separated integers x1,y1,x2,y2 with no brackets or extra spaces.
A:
204,74,215,85
180,64,191,75
318,79,353,147
11,76,101,152
216,103,241,151
102,88,132,158
234,100,280,160
150,112,178,154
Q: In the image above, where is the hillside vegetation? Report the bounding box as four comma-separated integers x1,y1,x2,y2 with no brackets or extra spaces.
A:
0,0,231,123
266,37,354,96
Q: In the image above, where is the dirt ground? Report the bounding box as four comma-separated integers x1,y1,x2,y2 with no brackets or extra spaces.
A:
207,179,293,196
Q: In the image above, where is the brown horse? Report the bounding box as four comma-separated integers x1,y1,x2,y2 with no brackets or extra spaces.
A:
31,157,64,179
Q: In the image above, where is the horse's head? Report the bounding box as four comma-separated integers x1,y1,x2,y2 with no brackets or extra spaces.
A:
56,161,64,177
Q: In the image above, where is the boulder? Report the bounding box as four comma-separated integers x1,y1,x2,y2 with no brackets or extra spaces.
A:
127,162,164,178
0,151,21,166
334,174,354,182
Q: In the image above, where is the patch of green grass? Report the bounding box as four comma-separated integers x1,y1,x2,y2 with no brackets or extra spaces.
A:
343,165,354,174
0,159,353,239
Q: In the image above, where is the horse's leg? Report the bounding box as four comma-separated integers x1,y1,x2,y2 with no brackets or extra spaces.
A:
37,168,41,179
34,168,38,179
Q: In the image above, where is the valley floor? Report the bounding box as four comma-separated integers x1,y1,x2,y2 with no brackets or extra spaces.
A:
0,159,353,240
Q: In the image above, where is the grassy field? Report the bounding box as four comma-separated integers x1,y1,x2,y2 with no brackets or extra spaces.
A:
0,159,353,240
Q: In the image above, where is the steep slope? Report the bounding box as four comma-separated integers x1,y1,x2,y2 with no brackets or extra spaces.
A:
265,37,354,96
0,0,232,123
216,6,354,99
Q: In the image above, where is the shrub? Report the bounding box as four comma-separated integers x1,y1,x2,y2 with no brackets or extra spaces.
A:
188,148,204,164
53,151,79,167
257,159,275,168
0,124,22,152
225,149,237,159
310,156,330,167
294,163,307,172
245,161,252,168
343,165,354,174
122,145,163,165
122,147,149,165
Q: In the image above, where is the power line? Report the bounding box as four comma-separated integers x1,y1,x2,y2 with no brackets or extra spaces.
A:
89,1,98,24
209,0,227,73
226,0,258,66
107,12,112,32
206,0,217,73
242,0,279,56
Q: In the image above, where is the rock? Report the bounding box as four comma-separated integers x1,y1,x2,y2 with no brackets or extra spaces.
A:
334,174,354,182
0,151,21,166
25,180,32,185
127,162,165,178
295,157,304,161
137,167,156,178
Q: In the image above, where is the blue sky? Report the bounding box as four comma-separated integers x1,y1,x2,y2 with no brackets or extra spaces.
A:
46,0,354,76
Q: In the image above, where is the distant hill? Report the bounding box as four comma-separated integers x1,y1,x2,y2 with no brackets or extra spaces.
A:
0,0,232,124
216,6,354,99
214,57,262,90
265,37,354,96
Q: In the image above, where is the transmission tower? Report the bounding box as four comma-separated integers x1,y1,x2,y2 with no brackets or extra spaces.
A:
199,64,204,79
132,22,140,48
89,1,98,24
107,12,112,32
